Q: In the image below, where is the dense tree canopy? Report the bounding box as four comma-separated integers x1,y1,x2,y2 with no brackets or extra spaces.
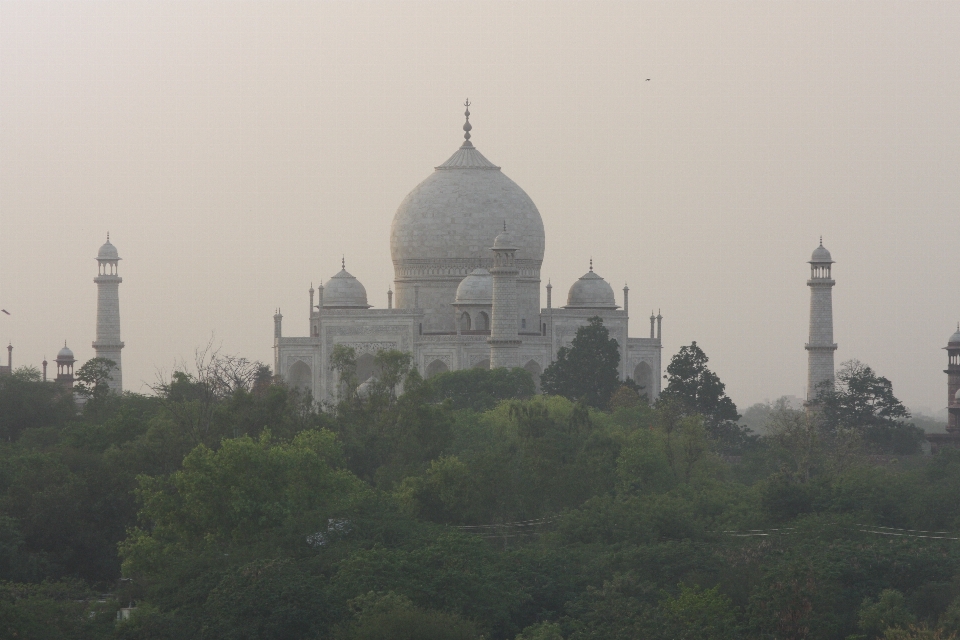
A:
816,360,924,455
540,317,621,409
428,367,536,412
1,346,958,640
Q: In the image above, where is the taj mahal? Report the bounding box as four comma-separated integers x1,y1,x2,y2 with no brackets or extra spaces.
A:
272,103,663,402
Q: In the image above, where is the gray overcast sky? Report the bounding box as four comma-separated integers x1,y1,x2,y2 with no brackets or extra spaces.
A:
1,1,958,415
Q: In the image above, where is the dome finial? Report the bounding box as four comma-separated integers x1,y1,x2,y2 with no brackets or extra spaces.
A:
107,232,110,242
590,257,593,272
462,99,472,144
342,255,345,270
819,235,823,246
503,220,507,232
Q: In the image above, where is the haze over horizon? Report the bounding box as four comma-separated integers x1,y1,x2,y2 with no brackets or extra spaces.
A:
1,1,958,416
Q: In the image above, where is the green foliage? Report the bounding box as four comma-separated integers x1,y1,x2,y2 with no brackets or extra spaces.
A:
659,342,747,452
372,350,414,398
541,317,620,409
341,591,483,640
516,621,564,640
332,344,360,400
859,589,917,639
429,367,536,412
202,558,332,639
0,579,116,640
121,430,366,576
333,367,454,486
74,358,116,402
817,360,924,455
4,345,960,640
660,583,740,640
0,367,75,442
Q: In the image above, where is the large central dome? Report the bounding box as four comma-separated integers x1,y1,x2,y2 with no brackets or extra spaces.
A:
389,108,546,332
390,143,545,272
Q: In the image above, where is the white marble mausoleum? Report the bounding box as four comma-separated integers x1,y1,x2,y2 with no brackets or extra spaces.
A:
273,105,662,402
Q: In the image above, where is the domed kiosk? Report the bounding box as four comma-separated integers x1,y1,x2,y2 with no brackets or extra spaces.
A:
273,103,662,402
566,263,618,310
321,263,370,309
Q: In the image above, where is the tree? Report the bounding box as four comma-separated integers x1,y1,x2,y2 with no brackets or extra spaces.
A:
815,360,923,454
331,344,359,401
340,591,483,640
858,589,916,639
659,342,745,451
660,583,740,640
428,367,536,412
75,357,117,402
0,367,75,442
371,349,413,399
540,316,621,409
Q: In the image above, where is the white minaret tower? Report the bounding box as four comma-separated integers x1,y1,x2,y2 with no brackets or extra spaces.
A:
92,234,124,393
488,224,520,369
806,238,836,401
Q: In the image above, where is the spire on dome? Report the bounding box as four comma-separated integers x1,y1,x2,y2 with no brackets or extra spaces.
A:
342,256,345,270
589,258,593,272
462,99,472,146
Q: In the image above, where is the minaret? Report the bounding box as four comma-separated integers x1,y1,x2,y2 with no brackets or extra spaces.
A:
488,223,520,368
92,234,124,393
622,284,630,381
273,309,283,375
806,239,837,401
945,326,960,433
309,283,319,337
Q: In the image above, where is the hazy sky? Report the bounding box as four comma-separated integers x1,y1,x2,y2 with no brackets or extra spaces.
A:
1,1,958,415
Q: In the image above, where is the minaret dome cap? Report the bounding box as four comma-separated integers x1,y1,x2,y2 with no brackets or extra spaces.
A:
57,344,74,359
492,224,517,250
948,325,960,345
809,241,833,264
97,235,120,261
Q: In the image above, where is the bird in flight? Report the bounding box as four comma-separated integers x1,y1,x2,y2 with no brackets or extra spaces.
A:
1,309,9,315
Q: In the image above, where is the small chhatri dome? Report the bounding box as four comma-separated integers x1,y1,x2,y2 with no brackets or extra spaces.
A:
57,343,74,359
949,324,960,345
492,222,516,250
455,268,493,305
321,265,371,309
565,266,619,309
810,239,833,264
97,234,120,261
